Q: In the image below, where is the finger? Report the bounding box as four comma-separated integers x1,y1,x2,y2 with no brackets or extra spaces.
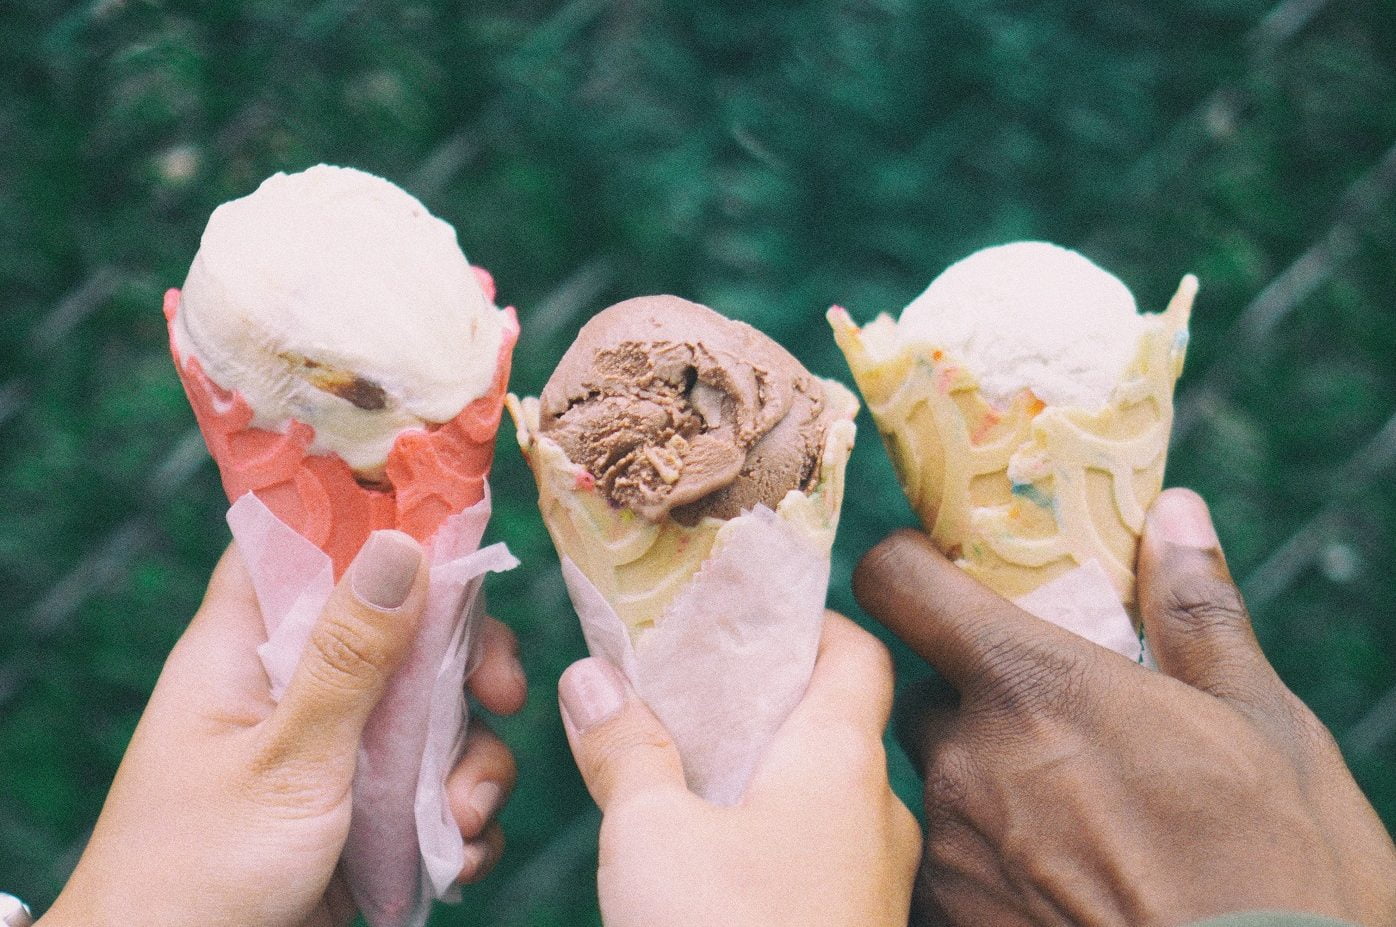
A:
893,673,961,775
446,720,517,841
784,612,897,733
751,613,909,806
467,617,527,716
919,864,1032,927
559,657,686,810
197,543,261,620
911,867,955,927
1138,489,1281,705
179,543,261,651
854,529,1088,693
160,544,278,723
324,870,357,927
457,821,504,885
263,530,428,765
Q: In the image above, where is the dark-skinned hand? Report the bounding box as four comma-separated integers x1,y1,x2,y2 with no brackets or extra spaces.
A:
854,488,1396,927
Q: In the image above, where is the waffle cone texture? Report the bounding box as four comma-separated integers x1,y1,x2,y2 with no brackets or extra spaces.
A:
509,382,859,639
830,276,1194,611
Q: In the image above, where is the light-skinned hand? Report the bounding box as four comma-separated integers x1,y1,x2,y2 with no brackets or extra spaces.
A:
558,612,921,927
854,488,1396,927
40,530,527,927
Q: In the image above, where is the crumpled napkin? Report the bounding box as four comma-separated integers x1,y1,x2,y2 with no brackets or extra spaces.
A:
562,505,829,805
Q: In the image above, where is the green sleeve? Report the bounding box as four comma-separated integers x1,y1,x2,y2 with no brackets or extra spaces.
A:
1186,914,1359,927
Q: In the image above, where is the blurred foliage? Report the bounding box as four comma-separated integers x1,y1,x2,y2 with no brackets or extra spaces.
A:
2,0,1395,923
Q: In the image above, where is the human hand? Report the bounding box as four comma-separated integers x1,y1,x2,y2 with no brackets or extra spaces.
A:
854,488,1396,927
41,531,527,927
558,612,920,927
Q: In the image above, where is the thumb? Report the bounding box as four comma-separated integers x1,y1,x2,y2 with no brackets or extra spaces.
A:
1137,489,1281,706
263,530,428,765
559,658,686,810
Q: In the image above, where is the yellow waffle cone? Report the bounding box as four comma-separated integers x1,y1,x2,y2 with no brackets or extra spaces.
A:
830,276,1194,614
509,383,858,640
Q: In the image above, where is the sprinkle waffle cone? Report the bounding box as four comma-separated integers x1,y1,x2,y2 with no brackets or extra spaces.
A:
830,276,1194,614
508,382,859,640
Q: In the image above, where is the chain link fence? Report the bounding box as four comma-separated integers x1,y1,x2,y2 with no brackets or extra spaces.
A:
2,2,1393,923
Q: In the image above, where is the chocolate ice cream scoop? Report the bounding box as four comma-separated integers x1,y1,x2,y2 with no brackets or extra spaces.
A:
538,295,834,523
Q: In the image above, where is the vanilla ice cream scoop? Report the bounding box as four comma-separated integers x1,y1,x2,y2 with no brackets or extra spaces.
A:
899,241,1148,410
173,164,505,480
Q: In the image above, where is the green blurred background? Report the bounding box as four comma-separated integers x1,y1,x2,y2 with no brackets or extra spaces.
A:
2,0,1394,922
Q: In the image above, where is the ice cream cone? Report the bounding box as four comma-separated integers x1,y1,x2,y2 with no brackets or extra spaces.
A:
166,165,520,927
509,380,858,641
830,275,1194,614
169,268,520,927
165,266,518,578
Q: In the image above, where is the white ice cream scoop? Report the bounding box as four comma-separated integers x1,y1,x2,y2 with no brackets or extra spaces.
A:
899,241,1150,410
173,164,505,480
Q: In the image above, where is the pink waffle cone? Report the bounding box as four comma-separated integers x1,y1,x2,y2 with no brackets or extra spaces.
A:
165,266,520,927
164,266,518,576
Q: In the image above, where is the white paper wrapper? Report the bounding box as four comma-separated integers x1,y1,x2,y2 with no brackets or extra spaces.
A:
227,490,518,927
1013,559,1152,665
561,504,829,805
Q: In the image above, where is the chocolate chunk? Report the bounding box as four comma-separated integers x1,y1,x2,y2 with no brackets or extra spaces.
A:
278,350,389,411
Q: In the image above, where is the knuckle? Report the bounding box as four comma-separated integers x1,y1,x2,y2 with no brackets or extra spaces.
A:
972,636,1097,723
1163,574,1252,639
957,603,1015,659
859,633,893,678
307,614,393,692
922,814,990,909
478,829,505,875
923,743,975,825
1275,690,1342,759
462,728,520,796
849,629,896,679
495,745,519,790
484,616,520,654
586,720,675,771
1204,667,1286,711
239,744,351,820
854,531,921,609
923,772,967,829
923,820,971,873
912,862,954,927
457,829,505,885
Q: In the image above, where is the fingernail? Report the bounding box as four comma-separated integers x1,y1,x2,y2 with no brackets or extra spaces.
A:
1150,490,1220,549
469,781,503,825
510,658,528,699
559,659,626,732
351,531,422,609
